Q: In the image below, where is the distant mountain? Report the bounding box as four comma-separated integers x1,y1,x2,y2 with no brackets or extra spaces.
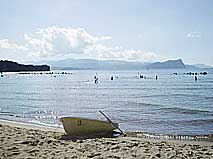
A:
35,58,206,70
146,59,186,69
0,60,50,72
37,58,148,70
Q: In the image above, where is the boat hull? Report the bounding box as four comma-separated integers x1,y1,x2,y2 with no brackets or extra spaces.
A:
60,117,118,135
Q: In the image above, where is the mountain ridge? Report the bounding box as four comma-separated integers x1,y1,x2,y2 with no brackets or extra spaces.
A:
31,58,213,70
34,58,198,70
146,59,186,69
36,58,148,70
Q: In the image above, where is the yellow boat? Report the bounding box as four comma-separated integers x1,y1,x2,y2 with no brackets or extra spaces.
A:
60,117,118,135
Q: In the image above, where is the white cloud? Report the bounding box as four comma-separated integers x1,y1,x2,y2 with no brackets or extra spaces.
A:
24,26,99,57
186,32,201,38
85,44,159,62
0,39,27,51
0,26,161,62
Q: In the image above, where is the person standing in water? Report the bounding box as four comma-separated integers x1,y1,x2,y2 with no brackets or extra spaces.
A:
95,77,98,84
94,73,99,84
156,75,158,80
195,76,198,81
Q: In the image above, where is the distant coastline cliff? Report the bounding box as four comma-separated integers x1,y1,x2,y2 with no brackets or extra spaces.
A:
0,60,50,72
38,58,189,70
146,59,186,69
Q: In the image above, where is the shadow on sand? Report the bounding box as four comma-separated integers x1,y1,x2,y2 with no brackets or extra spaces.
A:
59,131,122,141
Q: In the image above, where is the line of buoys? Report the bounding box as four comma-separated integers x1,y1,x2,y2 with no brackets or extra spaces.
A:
17,71,72,76
183,72,207,75
200,72,208,75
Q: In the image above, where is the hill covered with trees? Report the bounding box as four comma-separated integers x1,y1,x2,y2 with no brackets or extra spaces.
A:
0,60,50,72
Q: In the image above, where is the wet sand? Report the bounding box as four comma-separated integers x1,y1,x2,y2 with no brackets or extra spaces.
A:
0,120,212,159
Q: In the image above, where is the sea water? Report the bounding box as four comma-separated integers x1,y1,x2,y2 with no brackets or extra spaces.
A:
0,69,212,135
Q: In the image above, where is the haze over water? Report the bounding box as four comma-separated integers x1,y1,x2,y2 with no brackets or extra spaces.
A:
0,69,213,135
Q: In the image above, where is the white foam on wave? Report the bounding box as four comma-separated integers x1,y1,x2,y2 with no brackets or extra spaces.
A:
27,119,63,128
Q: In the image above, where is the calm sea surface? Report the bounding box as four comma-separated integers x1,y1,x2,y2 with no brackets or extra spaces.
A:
0,69,213,135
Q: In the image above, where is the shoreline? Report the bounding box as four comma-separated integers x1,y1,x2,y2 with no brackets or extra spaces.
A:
0,118,64,133
0,118,212,142
1,119,213,143
1,120,213,158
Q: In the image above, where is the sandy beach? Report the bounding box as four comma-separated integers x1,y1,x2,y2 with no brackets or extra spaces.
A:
0,120,212,159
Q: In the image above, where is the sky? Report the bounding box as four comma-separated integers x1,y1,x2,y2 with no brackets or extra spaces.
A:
0,0,213,65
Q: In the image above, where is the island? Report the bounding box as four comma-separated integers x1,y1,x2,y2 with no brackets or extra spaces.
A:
146,59,186,69
0,60,50,72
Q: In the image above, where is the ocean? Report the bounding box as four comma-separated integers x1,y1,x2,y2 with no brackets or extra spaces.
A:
0,69,213,135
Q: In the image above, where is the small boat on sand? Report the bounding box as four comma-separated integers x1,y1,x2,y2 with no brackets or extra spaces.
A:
60,111,125,137
60,117,118,135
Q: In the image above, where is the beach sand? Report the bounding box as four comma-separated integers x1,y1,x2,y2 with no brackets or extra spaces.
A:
0,120,212,159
